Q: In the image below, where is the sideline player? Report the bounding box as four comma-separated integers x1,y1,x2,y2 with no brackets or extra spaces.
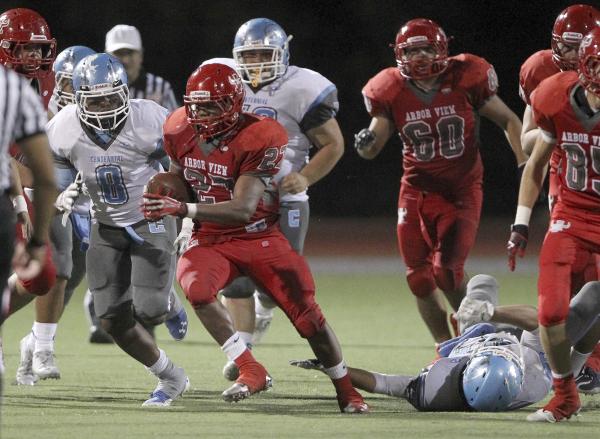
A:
355,18,527,344
508,28,600,422
48,53,188,406
196,18,344,380
143,63,367,413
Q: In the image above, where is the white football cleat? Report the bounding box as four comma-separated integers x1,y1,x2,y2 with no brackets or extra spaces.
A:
15,334,38,386
32,350,61,380
142,367,190,408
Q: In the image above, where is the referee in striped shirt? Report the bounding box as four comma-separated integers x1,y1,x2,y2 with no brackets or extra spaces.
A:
0,64,56,320
105,25,179,111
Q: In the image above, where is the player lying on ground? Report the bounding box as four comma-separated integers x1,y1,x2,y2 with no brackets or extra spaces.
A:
292,275,600,418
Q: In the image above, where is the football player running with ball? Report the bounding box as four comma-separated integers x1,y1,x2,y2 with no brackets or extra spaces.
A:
143,63,367,413
47,53,188,407
356,19,527,345
198,17,344,381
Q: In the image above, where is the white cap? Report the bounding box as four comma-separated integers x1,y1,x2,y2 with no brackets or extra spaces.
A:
105,25,142,53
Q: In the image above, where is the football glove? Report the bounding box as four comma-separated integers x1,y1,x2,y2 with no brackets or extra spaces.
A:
507,223,528,271
143,193,188,221
174,217,194,256
354,128,376,152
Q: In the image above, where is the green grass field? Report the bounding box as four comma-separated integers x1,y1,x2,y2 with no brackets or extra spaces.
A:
2,273,600,438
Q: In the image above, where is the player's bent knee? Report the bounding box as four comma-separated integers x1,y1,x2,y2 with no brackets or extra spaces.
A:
99,302,136,335
19,263,57,296
406,267,436,298
220,277,255,299
433,266,463,293
292,304,326,338
136,311,168,326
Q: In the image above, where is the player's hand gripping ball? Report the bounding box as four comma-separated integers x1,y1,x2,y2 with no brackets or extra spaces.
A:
143,173,192,221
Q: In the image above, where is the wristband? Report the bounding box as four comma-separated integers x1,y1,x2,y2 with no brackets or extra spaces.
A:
185,203,197,219
514,205,532,226
12,195,28,214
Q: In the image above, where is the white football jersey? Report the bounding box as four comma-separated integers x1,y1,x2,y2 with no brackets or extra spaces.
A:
47,99,168,227
203,58,338,202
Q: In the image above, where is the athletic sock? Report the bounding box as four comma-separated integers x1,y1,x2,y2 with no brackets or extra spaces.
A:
571,348,591,376
238,331,253,347
222,332,250,363
32,322,57,352
147,348,170,376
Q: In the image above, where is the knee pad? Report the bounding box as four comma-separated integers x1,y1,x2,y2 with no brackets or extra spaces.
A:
220,277,256,299
406,266,436,298
566,281,600,344
292,302,326,338
133,288,170,325
100,301,136,335
466,274,499,306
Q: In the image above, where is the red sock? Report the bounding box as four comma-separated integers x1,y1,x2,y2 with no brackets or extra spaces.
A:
332,374,355,395
584,344,600,372
233,349,256,368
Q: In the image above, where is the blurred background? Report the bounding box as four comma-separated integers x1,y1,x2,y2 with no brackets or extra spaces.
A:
8,0,563,261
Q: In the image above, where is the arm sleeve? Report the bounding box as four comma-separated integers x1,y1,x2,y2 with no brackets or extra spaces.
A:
299,86,339,133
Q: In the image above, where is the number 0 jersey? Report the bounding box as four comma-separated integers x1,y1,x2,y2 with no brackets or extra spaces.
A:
163,108,288,241
203,58,338,203
362,54,497,196
532,71,600,213
46,99,168,227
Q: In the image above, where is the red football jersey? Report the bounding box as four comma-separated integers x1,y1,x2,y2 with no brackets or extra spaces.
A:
362,54,496,195
519,49,559,106
532,71,600,212
163,108,287,240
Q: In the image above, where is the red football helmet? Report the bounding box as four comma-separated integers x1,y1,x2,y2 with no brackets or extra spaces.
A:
552,4,600,71
579,28,600,98
393,18,449,80
0,8,56,78
184,63,245,139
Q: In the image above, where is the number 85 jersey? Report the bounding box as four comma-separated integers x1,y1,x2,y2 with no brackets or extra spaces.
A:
362,54,497,195
46,99,168,227
532,70,600,213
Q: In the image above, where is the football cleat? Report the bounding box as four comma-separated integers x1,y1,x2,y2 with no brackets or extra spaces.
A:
289,358,324,371
142,367,190,407
222,374,272,403
576,366,600,395
15,334,38,386
338,389,369,414
222,360,240,382
32,350,61,380
526,395,581,422
165,308,188,341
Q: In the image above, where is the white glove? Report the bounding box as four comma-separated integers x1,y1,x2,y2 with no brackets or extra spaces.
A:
174,217,193,256
55,182,80,213
455,297,495,334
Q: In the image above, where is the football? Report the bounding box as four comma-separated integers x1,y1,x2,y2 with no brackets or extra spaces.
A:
144,172,192,202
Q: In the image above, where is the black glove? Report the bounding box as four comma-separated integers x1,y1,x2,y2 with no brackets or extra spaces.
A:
507,224,528,271
354,128,375,152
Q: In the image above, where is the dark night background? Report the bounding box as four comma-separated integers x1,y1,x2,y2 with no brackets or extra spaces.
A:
9,0,575,217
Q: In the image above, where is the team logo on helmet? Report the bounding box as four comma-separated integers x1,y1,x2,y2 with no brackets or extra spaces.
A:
0,17,8,33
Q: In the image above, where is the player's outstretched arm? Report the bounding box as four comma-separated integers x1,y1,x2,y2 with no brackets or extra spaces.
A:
281,118,344,194
479,95,528,165
491,305,539,331
354,116,395,160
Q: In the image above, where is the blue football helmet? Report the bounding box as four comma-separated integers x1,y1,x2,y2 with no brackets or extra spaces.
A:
233,18,292,86
462,344,524,411
72,53,129,132
52,46,96,110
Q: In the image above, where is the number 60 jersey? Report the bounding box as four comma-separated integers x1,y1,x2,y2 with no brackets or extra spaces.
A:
362,54,497,195
46,99,168,227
